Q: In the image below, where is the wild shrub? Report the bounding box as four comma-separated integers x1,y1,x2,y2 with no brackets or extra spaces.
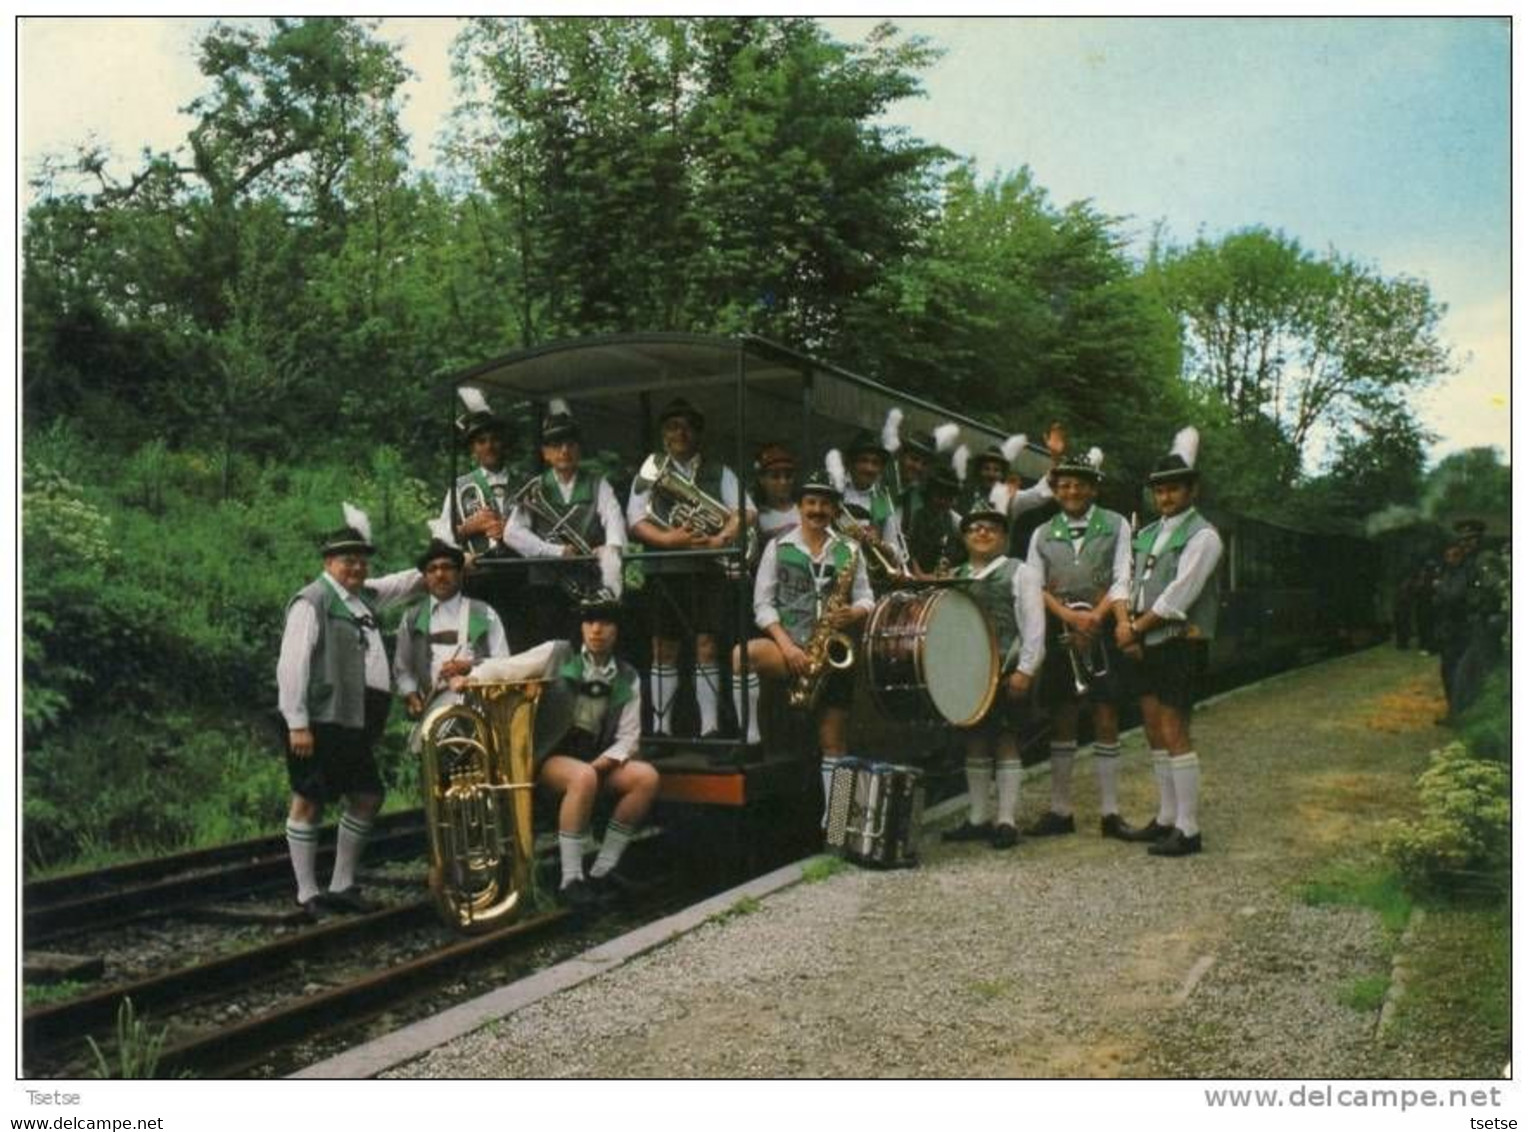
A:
1383,742,1508,899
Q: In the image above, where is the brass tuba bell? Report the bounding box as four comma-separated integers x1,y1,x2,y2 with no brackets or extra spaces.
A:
418,680,542,932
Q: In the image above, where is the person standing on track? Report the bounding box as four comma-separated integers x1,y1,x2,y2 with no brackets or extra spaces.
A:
1115,428,1224,858
277,506,423,918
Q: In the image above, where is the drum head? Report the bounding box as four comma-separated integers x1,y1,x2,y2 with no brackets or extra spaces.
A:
920,589,999,726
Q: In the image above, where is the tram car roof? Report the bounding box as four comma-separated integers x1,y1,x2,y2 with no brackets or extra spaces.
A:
444,333,1054,481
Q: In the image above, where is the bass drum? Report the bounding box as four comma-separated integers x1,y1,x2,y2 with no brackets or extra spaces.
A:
864,588,999,727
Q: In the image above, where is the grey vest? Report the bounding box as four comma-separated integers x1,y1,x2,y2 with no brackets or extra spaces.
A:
396,596,495,693
960,557,1021,659
1132,509,1219,643
289,578,378,730
775,540,855,646
559,653,639,752
528,468,607,587
1035,507,1124,605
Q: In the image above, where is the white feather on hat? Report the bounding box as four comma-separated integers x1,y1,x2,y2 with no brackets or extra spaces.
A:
342,502,373,544
457,386,492,415
881,408,903,454
1000,433,1028,464
1087,446,1104,471
988,480,1015,514
933,422,960,453
428,517,452,543
825,449,848,493
952,444,970,483
1170,426,1200,469
548,397,570,417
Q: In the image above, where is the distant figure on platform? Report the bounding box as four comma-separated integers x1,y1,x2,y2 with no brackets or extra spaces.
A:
1116,428,1223,858
277,506,423,918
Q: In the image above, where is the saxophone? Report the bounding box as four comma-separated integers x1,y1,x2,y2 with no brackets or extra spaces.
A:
787,540,861,712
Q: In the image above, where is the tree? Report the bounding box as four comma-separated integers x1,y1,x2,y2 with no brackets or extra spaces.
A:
1152,227,1454,484
1423,447,1511,523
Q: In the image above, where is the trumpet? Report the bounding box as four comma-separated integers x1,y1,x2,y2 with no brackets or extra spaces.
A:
510,476,607,602
834,512,909,590
1058,600,1111,695
641,455,757,577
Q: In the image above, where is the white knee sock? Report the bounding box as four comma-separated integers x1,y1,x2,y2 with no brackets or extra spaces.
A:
1152,749,1176,826
286,819,321,904
649,664,678,735
559,830,587,888
695,663,721,734
994,759,1023,827
329,811,372,893
591,820,636,878
733,671,761,743
964,760,993,825
1048,742,1077,815
1170,752,1201,837
1093,742,1121,816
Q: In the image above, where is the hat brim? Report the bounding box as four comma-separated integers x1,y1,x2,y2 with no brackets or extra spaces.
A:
579,604,623,622
1147,468,1200,485
324,540,376,557
794,485,843,503
960,510,1009,531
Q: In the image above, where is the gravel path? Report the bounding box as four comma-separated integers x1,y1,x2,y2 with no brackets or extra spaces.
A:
385,648,1443,1078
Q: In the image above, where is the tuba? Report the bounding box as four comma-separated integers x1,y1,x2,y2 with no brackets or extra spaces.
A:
509,476,606,602
787,540,860,712
418,679,542,932
641,455,757,577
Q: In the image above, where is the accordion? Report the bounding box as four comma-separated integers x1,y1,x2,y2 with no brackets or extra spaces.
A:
824,759,925,868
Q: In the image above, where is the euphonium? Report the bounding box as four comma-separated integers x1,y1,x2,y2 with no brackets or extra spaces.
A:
418,679,541,932
787,540,860,711
642,455,757,577
457,479,507,556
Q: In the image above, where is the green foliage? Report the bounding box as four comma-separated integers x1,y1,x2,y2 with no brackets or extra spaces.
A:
24,980,91,1009
87,998,170,1080
1383,742,1509,899
1296,861,1413,935
800,854,848,882
1422,447,1511,525
713,894,762,922
1453,667,1509,763
1338,974,1390,1012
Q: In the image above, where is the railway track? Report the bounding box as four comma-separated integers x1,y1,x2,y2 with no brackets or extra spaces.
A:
22,834,688,1079
24,813,427,945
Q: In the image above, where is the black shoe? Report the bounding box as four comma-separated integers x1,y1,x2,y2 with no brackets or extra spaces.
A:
559,878,602,912
990,823,1020,850
942,821,995,843
320,886,382,915
586,870,639,903
1113,817,1175,843
1148,829,1203,857
1022,811,1076,837
297,897,332,923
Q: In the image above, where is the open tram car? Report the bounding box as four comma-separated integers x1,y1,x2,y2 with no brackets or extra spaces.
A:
441,334,1385,869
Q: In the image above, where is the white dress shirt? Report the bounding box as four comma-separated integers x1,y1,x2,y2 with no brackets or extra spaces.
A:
966,555,1047,676
1142,510,1224,621
626,455,753,530
391,592,511,697
1024,505,1134,603
753,528,875,633
277,568,421,729
577,646,643,765
505,471,628,558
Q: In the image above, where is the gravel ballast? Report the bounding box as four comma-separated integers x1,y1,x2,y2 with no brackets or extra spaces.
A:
381,648,1443,1079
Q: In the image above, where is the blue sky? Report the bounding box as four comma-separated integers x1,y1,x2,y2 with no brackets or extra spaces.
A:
19,16,1510,464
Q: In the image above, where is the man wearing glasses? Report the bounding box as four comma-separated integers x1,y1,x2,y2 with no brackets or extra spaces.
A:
277,508,423,919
